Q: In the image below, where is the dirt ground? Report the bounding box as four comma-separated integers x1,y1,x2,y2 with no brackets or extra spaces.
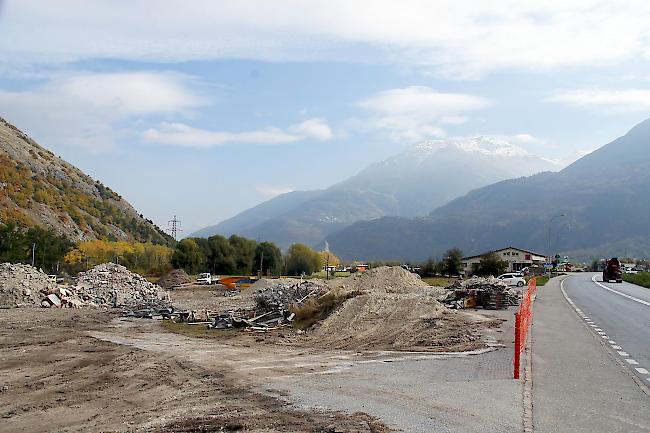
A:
0,308,389,433
0,278,512,433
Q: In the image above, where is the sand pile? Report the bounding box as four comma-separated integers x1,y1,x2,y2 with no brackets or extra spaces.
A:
156,269,192,289
0,262,56,307
309,266,478,351
330,266,448,298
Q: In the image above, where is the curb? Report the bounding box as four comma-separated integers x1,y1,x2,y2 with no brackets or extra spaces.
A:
522,329,533,432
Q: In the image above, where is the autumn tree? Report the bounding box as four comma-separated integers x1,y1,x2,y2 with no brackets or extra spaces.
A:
285,243,322,276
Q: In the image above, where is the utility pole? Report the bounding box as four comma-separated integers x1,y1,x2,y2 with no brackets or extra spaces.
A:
167,215,182,241
259,251,264,277
31,243,35,267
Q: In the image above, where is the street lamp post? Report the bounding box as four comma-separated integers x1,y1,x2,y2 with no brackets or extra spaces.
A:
547,213,566,273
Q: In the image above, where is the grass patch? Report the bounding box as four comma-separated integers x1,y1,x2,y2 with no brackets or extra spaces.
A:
623,272,650,288
160,320,239,339
422,276,459,287
291,289,361,330
534,276,550,286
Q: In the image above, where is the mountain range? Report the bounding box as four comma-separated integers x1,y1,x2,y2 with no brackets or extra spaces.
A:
326,119,650,262
0,117,173,245
193,136,558,248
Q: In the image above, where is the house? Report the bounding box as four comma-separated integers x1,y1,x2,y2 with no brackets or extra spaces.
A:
461,247,547,276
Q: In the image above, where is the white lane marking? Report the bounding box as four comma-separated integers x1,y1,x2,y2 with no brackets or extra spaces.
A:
626,359,639,365
590,324,597,327
612,345,622,350
609,340,617,345
591,275,650,307
618,351,630,357
595,328,603,331
601,335,609,339
636,368,649,374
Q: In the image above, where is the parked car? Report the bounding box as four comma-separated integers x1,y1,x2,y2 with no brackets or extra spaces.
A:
497,273,526,287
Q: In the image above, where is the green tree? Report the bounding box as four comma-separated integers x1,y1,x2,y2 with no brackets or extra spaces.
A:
420,257,437,277
171,238,204,274
206,235,236,275
285,243,322,276
0,222,73,273
253,241,283,276
475,252,508,277
228,235,257,274
441,247,463,276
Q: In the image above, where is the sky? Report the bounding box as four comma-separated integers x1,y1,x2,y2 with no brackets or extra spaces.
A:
1,1,650,235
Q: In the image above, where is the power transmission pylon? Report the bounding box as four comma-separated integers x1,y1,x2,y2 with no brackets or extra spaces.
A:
167,215,182,240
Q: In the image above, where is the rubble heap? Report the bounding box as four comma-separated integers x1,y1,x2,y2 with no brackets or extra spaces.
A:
64,262,170,309
155,269,192,290
444,276,520,309
255,280,327,313
0,262,56,308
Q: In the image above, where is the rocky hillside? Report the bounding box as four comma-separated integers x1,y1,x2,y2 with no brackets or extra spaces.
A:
326,119,650,261
0,117,173,245
193,136,557,248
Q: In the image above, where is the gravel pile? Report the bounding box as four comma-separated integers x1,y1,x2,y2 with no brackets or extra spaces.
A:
155,269,192,289
73,262,170,308
447,276,509,291
0,262,56,307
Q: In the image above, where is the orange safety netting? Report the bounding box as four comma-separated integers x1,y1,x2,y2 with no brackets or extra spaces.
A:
514,277,537,379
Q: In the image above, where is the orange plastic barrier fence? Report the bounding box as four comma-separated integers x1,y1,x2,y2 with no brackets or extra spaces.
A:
514,277,537,379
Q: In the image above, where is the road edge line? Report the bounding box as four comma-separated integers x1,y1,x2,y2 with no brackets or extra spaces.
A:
560,276,650,397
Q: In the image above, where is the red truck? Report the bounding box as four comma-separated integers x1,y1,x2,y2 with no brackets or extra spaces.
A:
603,258,622,283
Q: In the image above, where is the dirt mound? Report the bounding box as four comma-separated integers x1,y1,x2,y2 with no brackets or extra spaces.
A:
0,262,56,307
72,262,170,308
331,266,447,298
156,269,192,289
309,267,478,351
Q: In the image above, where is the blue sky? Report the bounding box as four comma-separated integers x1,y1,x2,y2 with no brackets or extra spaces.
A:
1,1,650,234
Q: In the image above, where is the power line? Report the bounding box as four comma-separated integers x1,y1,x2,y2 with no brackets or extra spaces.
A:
167,215,182,241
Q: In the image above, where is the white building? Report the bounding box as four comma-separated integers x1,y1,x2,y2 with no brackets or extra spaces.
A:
461,247,547,276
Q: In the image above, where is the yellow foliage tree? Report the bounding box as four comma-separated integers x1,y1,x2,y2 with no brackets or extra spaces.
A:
320,251,341,267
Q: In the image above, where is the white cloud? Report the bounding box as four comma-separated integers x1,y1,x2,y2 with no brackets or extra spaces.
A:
255,184,294,198
546,88,650,112
142,123,301,148
0,71,204,151
354,86,490,142
288,118,333,141
2,1,650,77
60,72,206,115
143,117,333,148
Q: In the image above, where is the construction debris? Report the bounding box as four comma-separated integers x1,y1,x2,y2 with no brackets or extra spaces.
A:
0,262,57,308
155,269,192,290
443,276,521,309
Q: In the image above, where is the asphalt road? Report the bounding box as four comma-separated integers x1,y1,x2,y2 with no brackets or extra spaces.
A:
563,272,650,386
532,275,650,433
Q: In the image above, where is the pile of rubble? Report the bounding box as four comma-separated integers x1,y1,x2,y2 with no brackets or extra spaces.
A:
42,262,171,309
0,262,56,308
155,269,192,289
443,276,521,309
208,279,328,330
